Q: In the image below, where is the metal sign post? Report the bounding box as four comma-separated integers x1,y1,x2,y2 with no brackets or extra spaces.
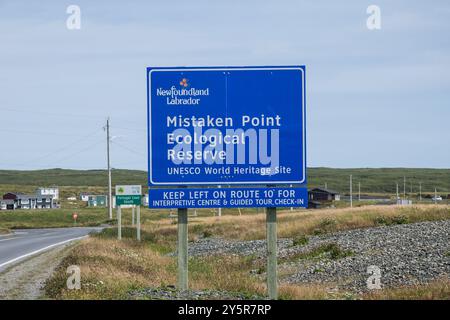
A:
136,205,141,241
115,185,142,240
177,207,188,291
266,206,278,299
117,205,122,240
218,185,222,217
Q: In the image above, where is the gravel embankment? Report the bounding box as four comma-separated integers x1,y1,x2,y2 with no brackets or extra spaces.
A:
179,220,450,292
129,286,264,300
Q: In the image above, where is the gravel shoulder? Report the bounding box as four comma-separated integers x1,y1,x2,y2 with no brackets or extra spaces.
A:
183,220,450,292
0,244,74,300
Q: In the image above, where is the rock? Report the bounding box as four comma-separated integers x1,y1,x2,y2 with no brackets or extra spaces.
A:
172,220,449,293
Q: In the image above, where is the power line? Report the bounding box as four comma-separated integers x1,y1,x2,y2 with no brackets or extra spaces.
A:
1,138,105,169
13,128,103,167
112,140,146,157
48,139,105,166
114,119,146,126
112,125,147,133
0,127,101,137
0,106,107,120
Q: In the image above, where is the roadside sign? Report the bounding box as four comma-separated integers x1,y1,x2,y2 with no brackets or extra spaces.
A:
72,213,78,220
148,187,308,209
147,66,308,298
116,195,141,206
115,185,142,206
115,185,142,196
147,66,306,186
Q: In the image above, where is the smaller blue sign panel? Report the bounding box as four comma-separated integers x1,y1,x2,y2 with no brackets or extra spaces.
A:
148,187,308,209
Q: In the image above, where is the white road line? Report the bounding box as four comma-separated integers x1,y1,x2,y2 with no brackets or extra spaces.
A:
0,235,88,269
0,237,20,242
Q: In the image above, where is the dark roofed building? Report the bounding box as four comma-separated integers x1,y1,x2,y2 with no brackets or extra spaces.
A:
308,188,341,202
3,192,20,200
307,188,341,209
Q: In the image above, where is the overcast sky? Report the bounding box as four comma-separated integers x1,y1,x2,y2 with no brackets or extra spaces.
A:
0,0,449,170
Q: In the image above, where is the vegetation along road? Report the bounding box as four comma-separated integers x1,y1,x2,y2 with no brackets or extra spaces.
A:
41,205,449,300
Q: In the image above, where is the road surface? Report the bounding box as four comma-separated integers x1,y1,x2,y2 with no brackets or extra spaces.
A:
0,227,102,272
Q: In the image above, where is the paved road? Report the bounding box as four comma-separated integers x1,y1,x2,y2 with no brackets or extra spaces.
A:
0,227,103,272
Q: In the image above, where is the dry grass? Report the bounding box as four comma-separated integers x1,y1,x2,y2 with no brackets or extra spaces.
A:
278,284,331,300
45,237,336,300
145,205,450,241
45,237,176,299
363,278,450,300
45,204,450,300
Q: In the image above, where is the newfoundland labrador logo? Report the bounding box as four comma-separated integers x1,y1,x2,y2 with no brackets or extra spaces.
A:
156,78,210,105
179,78,189,87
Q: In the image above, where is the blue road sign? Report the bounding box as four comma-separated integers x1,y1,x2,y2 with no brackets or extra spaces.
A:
147,66,306,186
148,187,308,209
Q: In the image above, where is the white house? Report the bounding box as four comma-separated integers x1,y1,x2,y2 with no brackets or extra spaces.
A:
142,194,149,206
80,193,91,202
1,192,55,210
36,187,59,201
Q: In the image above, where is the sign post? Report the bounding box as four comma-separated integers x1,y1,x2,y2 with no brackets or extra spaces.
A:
72,213,78,226
266,206,277,299
147,66,307,298
117,205,122,240
136,205,141,241
177,207,188,290
116,185,142,241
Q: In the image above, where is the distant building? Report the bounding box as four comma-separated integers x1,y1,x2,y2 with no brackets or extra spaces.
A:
36,187,59,201
0,199,15,210
80,192,92,202
307,188,341,209
1,192,56,210
142,194,149,206
308,188,340,202
87,195,108,207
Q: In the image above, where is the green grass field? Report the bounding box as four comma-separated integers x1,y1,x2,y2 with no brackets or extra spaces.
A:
0,208,112,229
0,206,232,230
0,167,449,195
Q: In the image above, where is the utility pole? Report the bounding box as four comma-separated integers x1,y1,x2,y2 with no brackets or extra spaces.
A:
434,188,437,205
106,118,112,220
325,182,327,189
419,182,422,201
350,175,353,208
403,176,406,200
358,182,361,201
396,183,399,204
